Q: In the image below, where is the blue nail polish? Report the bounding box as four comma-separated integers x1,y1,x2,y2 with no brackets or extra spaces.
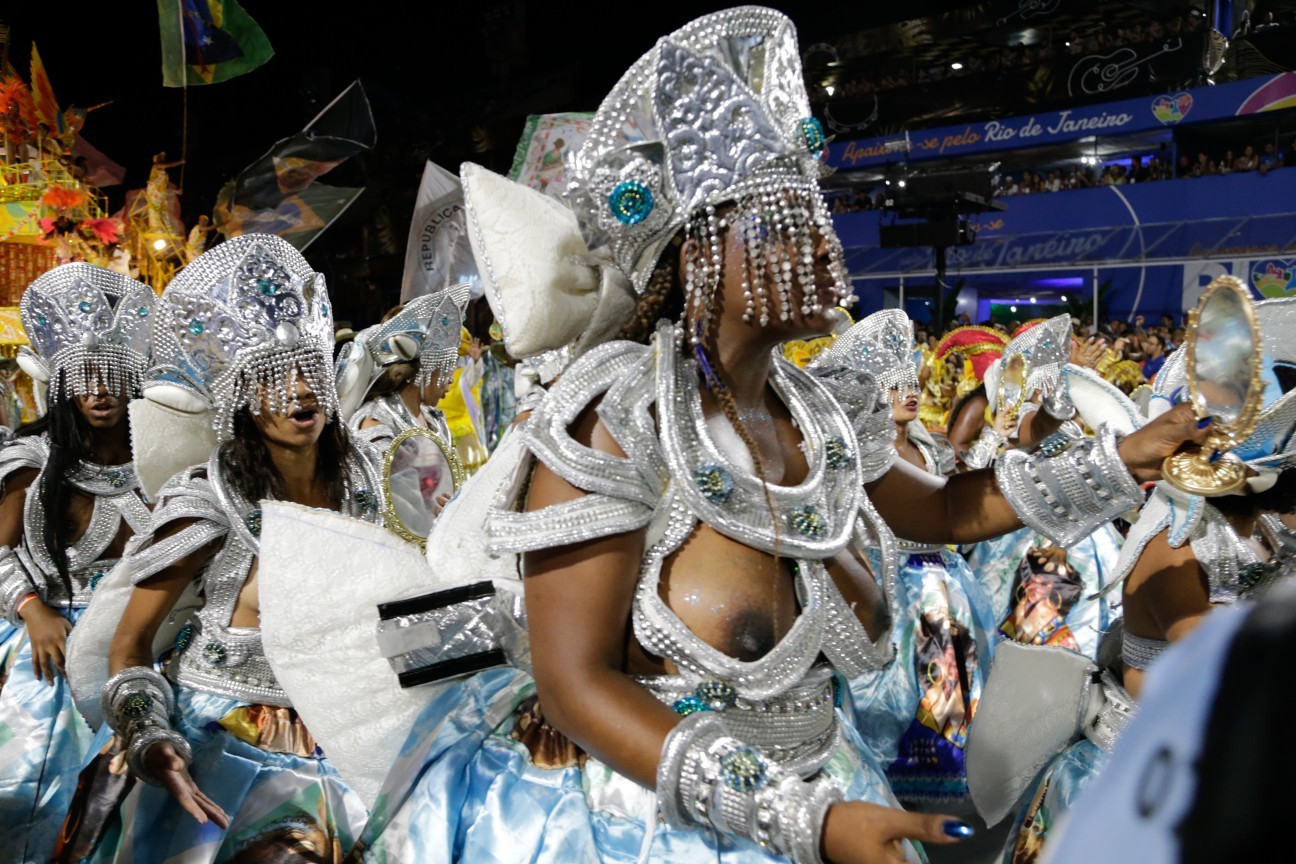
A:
1209,449,1222,464
943,820,974,839
1197,417,1213,429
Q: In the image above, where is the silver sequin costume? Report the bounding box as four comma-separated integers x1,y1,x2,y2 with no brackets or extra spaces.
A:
348,394,451,449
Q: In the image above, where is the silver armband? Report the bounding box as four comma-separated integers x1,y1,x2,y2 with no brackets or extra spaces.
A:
0,545,42,627
995,424,1143,548
657,712,843,864
102,666,189,785
962,427,1007,470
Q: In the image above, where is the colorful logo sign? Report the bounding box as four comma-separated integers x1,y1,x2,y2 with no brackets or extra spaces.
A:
1152,92,1193,124
1252,259,1296,297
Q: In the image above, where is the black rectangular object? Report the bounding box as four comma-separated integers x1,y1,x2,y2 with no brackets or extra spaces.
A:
879,220,962,248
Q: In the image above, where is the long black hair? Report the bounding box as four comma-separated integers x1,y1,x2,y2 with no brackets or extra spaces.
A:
14,370,95,599
218,407,352,509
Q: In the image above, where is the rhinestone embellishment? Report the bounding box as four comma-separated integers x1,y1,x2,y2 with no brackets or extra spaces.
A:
203,641,228,666
188,319,204,336
693,463,734,504
78,300,93,313
256,278,279,296
121,691,153,719
696,680,738,711
174,623,195,652
354,489,376,512
137,306,149,317
787,504,828,540
608,179,654,226
720,747,768,791
825,436,852,469
88,571,104,591
672,695,710,716
799,117,826,155
1037,432,1072,458
244,508,262,537
107,470,127,489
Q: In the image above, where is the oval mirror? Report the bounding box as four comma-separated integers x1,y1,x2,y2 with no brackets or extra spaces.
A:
383,427,466,549
999,354,1027,420
1190,282,1255,426
1163,275,1263,496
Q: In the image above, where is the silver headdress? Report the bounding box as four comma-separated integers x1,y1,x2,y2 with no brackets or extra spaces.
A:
565,7,851,344
810,309,918,398
360,282,469,390
18,263,155,403
149,234,336,442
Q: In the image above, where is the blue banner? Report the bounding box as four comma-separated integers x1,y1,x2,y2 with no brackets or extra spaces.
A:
826,73,1296,170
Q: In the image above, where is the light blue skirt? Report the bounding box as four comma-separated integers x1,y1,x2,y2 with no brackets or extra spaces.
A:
356,667,918,863
849,549,997,811
76,685,367,864
0,607,91,864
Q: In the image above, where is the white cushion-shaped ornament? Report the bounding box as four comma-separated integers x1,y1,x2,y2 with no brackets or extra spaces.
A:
334,330,377,422
258,501,442,808
1062,365,1145,436
15,346,49,383
129,392,218,500
462,161,600,358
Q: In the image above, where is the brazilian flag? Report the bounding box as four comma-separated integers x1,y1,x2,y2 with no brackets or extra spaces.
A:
158,0,274,87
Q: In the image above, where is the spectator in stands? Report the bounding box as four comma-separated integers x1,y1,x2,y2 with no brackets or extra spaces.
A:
1193,152,1216,177
1046,170,1063,192
1260,142,1280,174
1237,145,1259,172
1142,332,1168,380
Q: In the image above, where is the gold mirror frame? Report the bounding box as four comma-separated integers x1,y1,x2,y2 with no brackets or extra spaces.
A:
1162,275,1264,496
997,354,1030,427
382,427,467,550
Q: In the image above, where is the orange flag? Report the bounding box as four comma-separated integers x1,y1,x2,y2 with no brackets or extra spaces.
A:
29,43,62,136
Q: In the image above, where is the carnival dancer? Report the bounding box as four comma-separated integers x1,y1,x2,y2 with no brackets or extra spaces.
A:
962,316,1122,658
59,235,384,863
335,285,469,449
808,311,997,812
0,263,154,863
936,326,1007,450
277,10,1215,864
987,297,1296,864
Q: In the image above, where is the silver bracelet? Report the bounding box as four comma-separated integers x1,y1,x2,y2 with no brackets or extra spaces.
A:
995,423,1143,547
126,726,193,786
0,546,43,627
657,713,843,864
962,426,1006,470
102,666,176,738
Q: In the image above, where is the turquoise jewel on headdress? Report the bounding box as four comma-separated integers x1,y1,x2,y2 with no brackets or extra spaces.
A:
188,319,204,336
696,680,738,710
608,180,654,226
672,696,710,716
121,691,153,719
137,305,149,317
787,504,828,539
825,436,852,469
799,117,826,155
244,508,262,537
174,623,195,653
203,641,228,666
720,747,768,791
693,463,734,503
256,278,279,296
36,313,47,326
78,300,93,313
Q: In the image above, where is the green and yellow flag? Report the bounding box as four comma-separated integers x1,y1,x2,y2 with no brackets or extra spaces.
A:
157,0,274,87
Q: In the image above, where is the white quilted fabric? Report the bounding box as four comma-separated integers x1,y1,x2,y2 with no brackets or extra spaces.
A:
462,162,601,358
258,501,443,808
128,395,217,500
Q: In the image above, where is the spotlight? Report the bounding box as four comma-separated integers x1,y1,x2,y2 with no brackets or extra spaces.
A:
1061,294,1068,301
1010,305,1018,313
898,179,906,188
152,239,167,251
824,84,835,96
1065,41,1071,46
950,62,963,70
1030,297,1037,304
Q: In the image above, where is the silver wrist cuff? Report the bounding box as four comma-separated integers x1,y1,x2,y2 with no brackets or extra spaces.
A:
126,726,193,786
102,666,176,738
962,427,1006,470
0,545,42,626
657,712,842,864
995,423,1143,547
1041,392,1077,421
